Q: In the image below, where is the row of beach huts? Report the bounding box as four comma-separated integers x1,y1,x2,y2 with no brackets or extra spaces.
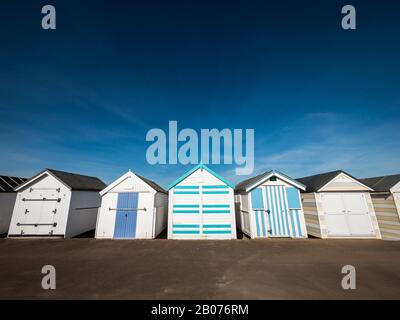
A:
0,164,399,240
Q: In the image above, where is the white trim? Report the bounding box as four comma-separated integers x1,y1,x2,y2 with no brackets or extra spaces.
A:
99,171,156,196
318,172,373,192
245,172,306,193
390,181,400,193
15,170,71,192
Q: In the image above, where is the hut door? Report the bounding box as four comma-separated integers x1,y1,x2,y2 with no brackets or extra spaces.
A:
113,192,138,238
264,186,291,237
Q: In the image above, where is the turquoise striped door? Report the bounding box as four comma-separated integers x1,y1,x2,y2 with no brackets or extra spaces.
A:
264,185,291,237
251,186,292,237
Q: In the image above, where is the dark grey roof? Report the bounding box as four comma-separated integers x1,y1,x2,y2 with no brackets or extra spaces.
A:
47,169,106,191
296,170,362,192
19,169,106,191
235,172,266,192
137,174,167,194
0,176,27,192
360,174,400,192
235,170,305,192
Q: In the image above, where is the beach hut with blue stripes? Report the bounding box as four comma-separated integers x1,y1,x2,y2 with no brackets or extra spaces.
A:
167,164,237,240
235,170,307,239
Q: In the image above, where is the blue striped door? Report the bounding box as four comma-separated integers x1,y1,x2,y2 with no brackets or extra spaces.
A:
286,187,304,237
264,186,291,237
251,187,268,237
113,192,138,238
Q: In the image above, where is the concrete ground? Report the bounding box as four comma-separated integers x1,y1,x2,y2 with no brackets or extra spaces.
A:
0,237,399,299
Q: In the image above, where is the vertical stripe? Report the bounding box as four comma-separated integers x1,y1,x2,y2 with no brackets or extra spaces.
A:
281,186,290,236
255,210,261,237
295,210,302,237
278,186,286,236
267,186,275,236
260,208,266,237
290,209,297,237
273,186,282,236
264,186,271,236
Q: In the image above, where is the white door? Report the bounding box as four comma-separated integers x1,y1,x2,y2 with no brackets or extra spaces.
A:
322,193,374,237
322,193,350,236
21,189,60,235
342,193,374,236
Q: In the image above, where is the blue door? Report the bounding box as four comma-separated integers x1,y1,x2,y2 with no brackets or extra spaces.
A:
264,185,291,237
113,192,138,238
251,186,291,237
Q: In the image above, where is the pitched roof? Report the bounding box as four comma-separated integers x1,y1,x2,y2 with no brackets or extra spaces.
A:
235,170,306,192
137,174,167,194
17,169,106,191
295,170,371,192
168,164,235,189
360,174,400,192
0,176,27,192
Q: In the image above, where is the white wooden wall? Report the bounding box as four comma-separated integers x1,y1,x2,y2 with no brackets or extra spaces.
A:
8,174,71,236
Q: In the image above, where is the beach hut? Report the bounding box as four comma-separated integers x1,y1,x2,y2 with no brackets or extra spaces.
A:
0,176,27,234
8,169,106,238
360,174,400,240
168,164,237,240
297,170,381,239
235,170,307,238
95,170,168,239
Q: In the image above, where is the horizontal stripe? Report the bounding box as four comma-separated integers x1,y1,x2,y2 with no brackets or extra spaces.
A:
173,204,199,208
202,191,229,194
173,224,200,228
202,204,230,208
174,186,199,189
173,230,200,234
173,210,200,214
203,230,232,234
203,185,229,189
203,224,231,228
174,191,200,194
203,210,231,214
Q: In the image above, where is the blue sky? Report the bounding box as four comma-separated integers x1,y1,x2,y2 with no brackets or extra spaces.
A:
0,0,399,187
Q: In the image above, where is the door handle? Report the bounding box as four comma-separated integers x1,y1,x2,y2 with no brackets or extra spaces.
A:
267,210,270,214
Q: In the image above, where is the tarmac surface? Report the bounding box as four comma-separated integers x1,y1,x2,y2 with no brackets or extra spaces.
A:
0,237,399,299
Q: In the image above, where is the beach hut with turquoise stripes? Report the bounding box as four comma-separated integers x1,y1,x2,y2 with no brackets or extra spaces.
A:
167,164,237,240
235,170,307,239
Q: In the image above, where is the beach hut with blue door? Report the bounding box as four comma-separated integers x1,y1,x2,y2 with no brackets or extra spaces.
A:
235,170,307,238
167,164,237,240
95,170,168,239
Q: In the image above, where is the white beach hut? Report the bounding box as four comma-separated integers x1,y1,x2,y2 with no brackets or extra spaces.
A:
95,170,168,239
8,169,106,238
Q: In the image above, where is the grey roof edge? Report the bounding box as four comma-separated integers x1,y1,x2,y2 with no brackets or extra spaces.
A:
136,174,168,194
235,170,306,192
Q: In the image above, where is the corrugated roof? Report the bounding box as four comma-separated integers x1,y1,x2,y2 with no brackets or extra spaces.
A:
0,176,27,192
137,174,167,194
296,170,346,192
360,174,400,192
